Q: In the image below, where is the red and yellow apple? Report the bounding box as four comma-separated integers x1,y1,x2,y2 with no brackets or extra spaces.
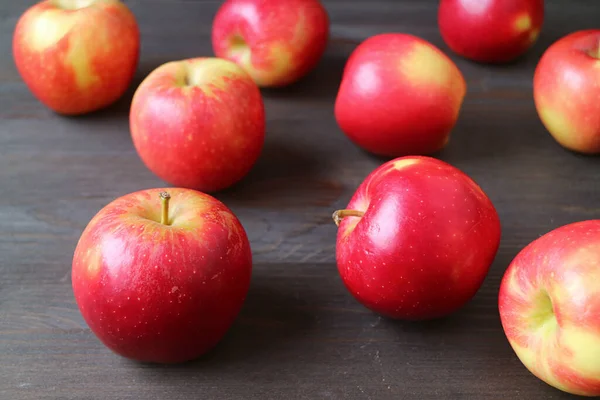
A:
12,0,140,115
130,57,265,193
534,30,600,154
211,0,330,87
438,0,544,63
334,33,466,157
72,188,253,364
499,219,600,396
332,156,501,320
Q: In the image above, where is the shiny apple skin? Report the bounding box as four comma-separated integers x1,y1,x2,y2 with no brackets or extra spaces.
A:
72,188,252,364
438,0,544,63
130,57,265,193
334,33,466,157
335,156,501,320
533,30,600,154
12,0,140,115
499,220,600,396
211,0,330,87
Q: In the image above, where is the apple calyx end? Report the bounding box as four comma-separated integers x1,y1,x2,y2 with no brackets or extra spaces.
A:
160,191,171,226
332,209,365,227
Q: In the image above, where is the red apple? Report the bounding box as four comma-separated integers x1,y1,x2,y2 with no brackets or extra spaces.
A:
72,188,253,364
130,57,265,193
533,30,600,154
499,220,600,396
438,0,544,63
12,0,140,115
334,33,467,157
211,0,330,87
332,156,501,320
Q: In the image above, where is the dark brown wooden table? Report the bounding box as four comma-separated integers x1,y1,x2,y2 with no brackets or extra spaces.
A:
2,1,599,399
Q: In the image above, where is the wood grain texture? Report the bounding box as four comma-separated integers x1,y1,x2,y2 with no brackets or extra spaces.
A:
1,0,599,399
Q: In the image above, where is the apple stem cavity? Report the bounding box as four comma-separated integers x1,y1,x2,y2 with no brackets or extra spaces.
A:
160,191,171,226
332,209,365,227
53,0,96,10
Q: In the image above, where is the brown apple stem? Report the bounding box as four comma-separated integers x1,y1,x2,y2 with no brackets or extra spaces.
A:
160,191,171,225
332,209,365,227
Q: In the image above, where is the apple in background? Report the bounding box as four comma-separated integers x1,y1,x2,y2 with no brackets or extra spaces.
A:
499,220,600,396
12,0,139,115
72,188,253,363
533,30,600,154
332,156,501,320
334,33,467,158
130,57,265,193
438,0,544,63
211,0,330,87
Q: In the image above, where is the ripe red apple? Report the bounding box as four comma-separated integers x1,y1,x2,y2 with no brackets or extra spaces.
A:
533,30,600,154
499,220,600,396
130,57,265,193
332,156,501,320
438,0,544,63
12,0,140,115
334,33,467,157
211,0,330,87
72,188,253,364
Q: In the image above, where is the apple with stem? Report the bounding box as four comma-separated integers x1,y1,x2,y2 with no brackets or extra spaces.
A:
334,33,467,157
499,219,600,396
211,0,330,87
332,156,501,320
534,29,600,154
13,0,140,115
438,0,544,63
72,188,253,364
130,57,265,193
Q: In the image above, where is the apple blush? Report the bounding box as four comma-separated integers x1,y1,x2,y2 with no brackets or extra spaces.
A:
332,156,501,320
499,219,600,396
211,0,330,87
72,188,253,364
130,57,265,193
13,0,140,115
438,0,544,63
334,33,467,157
534,29,600,154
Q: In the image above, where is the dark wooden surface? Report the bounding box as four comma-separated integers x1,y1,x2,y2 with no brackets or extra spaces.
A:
2,0,599,399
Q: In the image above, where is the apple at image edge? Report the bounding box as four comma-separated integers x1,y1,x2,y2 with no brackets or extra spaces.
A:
438,0,544,63
12,0,140,115
533,29,600,154
498,219,600,397
71,188,253,364
333,156,501,320
211,0,330,87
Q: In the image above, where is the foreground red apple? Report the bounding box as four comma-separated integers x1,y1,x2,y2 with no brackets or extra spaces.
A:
72,188,253,363
334,33,466,157
438,0,544,63
13,0,140,115
130,57,265,192
212,0,330,87
534,30,600,154
499,220,600,396
333,156,501,319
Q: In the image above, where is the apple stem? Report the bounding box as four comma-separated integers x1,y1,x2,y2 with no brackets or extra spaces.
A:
332,209,365,227
160,191,171,225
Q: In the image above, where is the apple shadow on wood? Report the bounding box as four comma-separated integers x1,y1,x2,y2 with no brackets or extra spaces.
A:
217,132,343,210
259,38,357,102
127,269,317,370
62,57,172,122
